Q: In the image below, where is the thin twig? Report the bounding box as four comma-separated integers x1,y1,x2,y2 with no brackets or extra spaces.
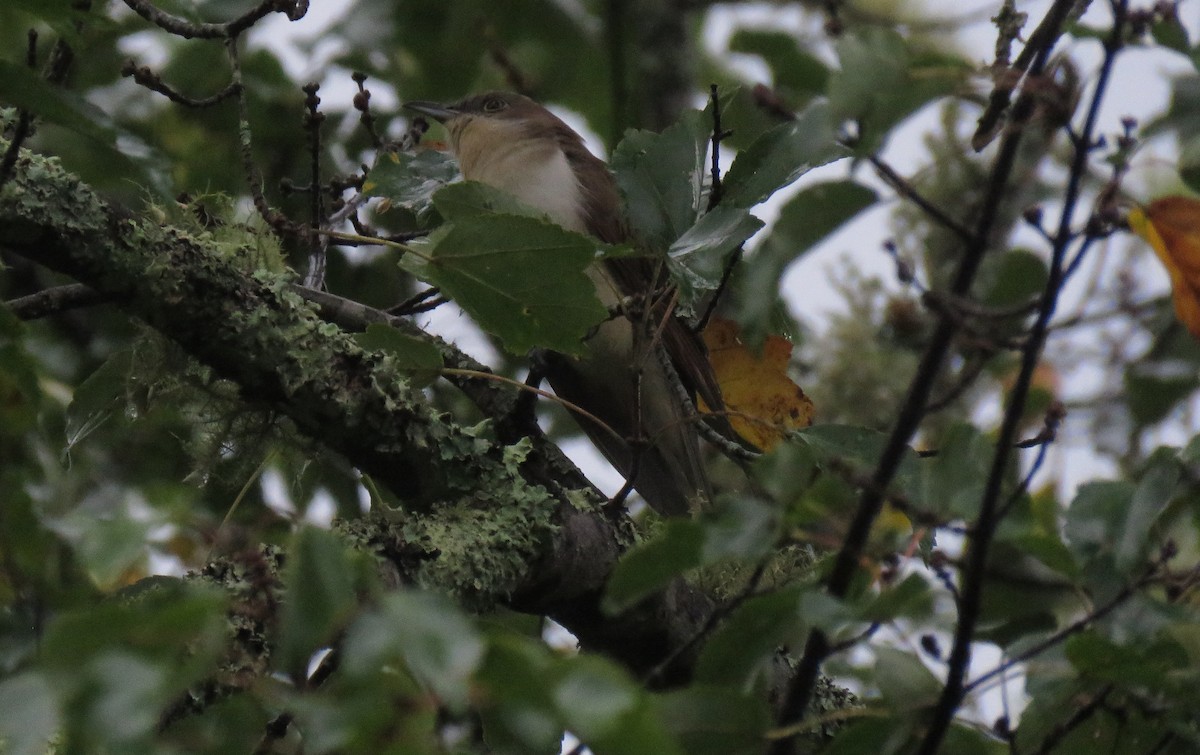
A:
226,39,301,244
1030,686,1113,755
915,5,1128,752
441,368,626,448
770,3,1079,748
643,561,770,684
302,82,326,289
964,565,1158,696
121,60,241,106
5,283,108,320
867,155,972,241
696,83,739,332
386,287,445,316
121,0,303,40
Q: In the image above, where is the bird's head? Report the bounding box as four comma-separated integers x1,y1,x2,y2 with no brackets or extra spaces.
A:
404,91,562,158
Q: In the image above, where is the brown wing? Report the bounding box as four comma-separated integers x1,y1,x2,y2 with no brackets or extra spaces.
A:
599,257,718,407
556,123,729,420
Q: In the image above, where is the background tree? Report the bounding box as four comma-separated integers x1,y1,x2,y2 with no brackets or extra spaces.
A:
3,0,1200,753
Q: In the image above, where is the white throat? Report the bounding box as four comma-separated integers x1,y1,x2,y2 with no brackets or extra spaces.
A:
452,120,586,233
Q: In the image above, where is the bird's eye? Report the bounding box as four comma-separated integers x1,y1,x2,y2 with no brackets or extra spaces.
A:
483,97,507,113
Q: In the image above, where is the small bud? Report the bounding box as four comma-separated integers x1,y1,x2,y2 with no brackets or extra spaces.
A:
1023,205,1044,227
994,716,1011,738
920,634,941,659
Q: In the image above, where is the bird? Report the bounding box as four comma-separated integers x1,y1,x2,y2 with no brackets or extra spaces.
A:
404,91,723,517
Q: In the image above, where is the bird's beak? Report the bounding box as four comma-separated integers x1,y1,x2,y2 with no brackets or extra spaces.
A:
403,100,458,123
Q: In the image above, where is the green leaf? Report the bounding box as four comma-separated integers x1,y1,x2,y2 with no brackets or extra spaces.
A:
1182,431,1200,465
81,652,168,746
477,636,561,754
828,28,969,153
728,30,830,100
553,656,682,755
1064,480,1134,569
694,586,806,689
366,149,460,220
873,646,941,710
0,61,163,193
791,424,921,497
1066,632,1190,689
42,580,227,681
1115,448,1181,574
431,180,547,221
700,496,782,563
666,206,763,312
278,528,363,676
919,422,993,520
603,497,780,613
1125,367,1199,425
1152,14,1191,55
860,573,933,623
354,323,443,387
981,249,1048,309
720,102,843,208
406,213,608,354
1179,135,1200,194
0,673,59,755
735,181,876,345
823,718,915,754
65,350,133,455
47,506,149,589
612,110,709,249
342,591,485,711
603,520,705,614
655,685,770,755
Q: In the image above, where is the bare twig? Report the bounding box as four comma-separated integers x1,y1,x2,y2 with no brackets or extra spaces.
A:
696,84,739,332
5,284,107,320
867,155,972,242
916,5,1129,752
302,82,326,289
350,73,381,149
771,3,1080,749
121,60,241,107
387,287,446,316
644,561,770,684
964,565,1159,697
121,0,304,40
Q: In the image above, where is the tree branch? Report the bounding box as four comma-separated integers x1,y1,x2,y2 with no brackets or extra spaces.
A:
0,138,747,692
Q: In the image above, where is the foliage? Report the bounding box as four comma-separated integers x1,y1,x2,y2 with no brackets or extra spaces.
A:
4,1,1200,754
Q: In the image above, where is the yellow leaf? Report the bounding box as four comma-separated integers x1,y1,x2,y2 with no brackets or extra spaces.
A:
1130,196,1200,338
699,318,814,451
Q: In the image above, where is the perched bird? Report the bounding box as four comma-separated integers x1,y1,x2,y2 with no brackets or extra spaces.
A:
404,91,722,516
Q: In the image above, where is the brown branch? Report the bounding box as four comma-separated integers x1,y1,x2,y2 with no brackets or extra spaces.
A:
867,155,972,241
120,0,304,40
120,60,241,107
5,283,108,320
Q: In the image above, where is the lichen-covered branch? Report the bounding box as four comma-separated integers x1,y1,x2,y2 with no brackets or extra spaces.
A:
0,143,726,686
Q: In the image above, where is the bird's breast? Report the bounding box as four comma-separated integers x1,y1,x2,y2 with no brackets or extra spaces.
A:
453,123,587,235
